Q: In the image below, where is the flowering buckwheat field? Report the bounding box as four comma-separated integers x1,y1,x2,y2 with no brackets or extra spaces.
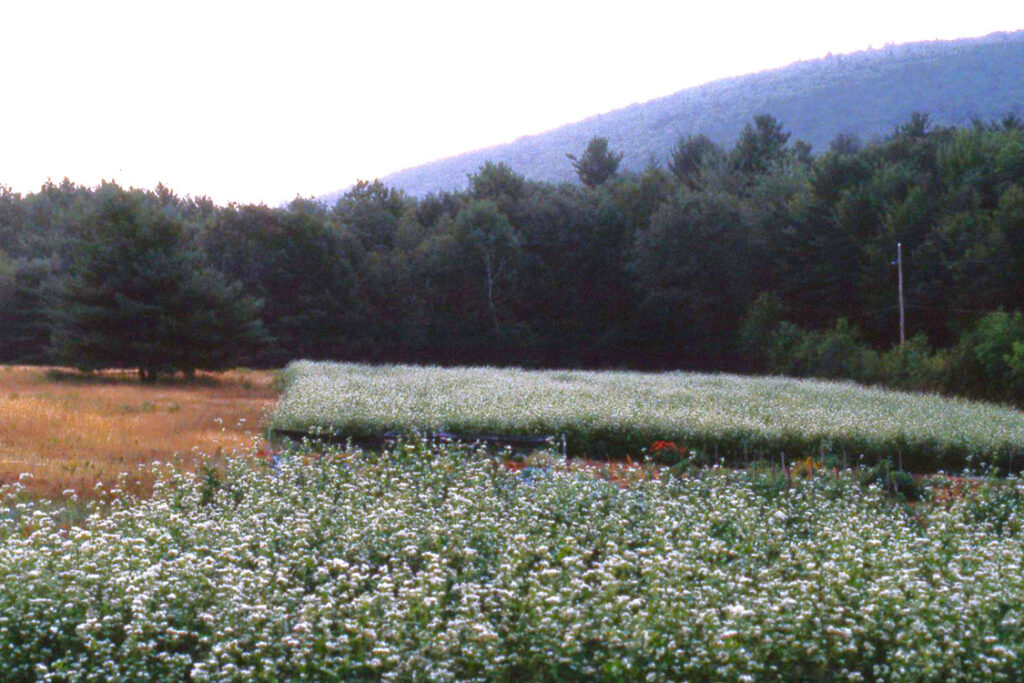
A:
2,442,1023,680
271,361,1024,472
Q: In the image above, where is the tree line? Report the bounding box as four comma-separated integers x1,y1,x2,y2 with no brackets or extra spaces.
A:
0,113,1022,401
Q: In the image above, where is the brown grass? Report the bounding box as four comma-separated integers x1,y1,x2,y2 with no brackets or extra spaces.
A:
0,366,278,499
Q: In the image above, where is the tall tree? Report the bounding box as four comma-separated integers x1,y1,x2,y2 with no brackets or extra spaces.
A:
469,161,526,203
631,191,755,365
567,137,624,187
51,184,264,379
731,114,791,175
331,179,409,252
0,256,54,363
201,201,367,365
668,134,723,188
449,200,521,337
0,186,22,256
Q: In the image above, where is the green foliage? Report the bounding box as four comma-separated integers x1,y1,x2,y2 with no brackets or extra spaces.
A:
948,310,1024,401
631,190,754,361
969,311,1024,379
1010,342,1024,396
877,335,949,392
0,257,55,363
858,459,923,501
449,200,522,337
331,179,409,252
566,136,623,187
739,292,789,367
201,202,366,366
828,132,862,156
50,184,265,379
757,311,1024,408
468,161,526,205
0,250,11,296
731,114,791,175
767,319,880,384
0,186,21,254
667,134,723,188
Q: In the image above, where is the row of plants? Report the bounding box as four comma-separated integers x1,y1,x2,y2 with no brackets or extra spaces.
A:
1,442,1023,680
270,361,1024,472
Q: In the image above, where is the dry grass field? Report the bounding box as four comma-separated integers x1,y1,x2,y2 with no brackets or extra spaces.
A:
0,366,278,499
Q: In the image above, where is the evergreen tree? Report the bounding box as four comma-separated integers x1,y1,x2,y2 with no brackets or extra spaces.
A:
567,137,623,187
0,256,54,363
731,114,791,175
50,184,264,380
668,134,722,188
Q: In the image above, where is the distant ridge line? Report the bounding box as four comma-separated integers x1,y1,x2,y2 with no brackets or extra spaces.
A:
318,30,1024,202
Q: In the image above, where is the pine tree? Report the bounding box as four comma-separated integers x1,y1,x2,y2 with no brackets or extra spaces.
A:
50,184,264,380
731,114,791,175
567,137,623,187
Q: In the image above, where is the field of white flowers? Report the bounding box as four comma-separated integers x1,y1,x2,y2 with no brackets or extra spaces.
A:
2,442,1022,680
271,361,1024,472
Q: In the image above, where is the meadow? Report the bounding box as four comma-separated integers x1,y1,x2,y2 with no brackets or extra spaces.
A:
4,362,1024,678
1,442,1022,680
0,366,276,498
271,361,1024,472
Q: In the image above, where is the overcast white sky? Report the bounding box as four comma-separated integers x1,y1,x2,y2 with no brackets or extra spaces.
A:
2,1,1023,206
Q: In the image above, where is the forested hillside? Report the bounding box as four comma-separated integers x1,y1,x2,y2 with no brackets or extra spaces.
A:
2,111,1023,402
319,31,1024,199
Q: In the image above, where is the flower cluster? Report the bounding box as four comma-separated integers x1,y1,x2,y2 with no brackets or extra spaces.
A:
271,361,1024,471
1,442,1023,679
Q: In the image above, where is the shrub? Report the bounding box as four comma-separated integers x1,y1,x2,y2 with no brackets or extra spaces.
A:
949,310,1024,403
877,334,949,392
767,318,880,383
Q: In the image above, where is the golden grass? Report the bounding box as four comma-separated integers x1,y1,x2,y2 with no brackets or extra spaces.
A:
0,366,278,499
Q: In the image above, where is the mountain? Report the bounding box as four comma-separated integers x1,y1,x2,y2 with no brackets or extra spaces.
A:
321,30,1024,201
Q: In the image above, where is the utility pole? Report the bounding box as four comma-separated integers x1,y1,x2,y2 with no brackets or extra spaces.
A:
896,242,905,349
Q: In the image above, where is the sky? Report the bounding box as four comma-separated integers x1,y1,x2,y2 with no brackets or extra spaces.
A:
2,1,1023,206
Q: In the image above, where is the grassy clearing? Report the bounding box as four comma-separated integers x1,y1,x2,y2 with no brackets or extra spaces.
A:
1,442,1022,679
0,366,277,498
271,361,1024,472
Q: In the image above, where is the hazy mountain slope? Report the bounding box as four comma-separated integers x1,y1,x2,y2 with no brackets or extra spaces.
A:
322,31,1024,201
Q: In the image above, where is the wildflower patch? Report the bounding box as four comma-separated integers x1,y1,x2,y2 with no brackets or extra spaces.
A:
1,443,1023,679
270,361,1024,472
